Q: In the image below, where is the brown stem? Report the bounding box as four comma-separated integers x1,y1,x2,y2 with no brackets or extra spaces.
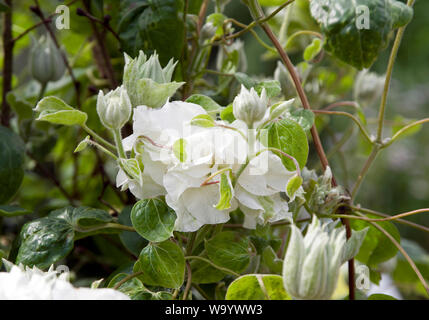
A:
76,8,120,41
246,0,355,299
81,1,118,89
182,262,192,300
1,0,13,127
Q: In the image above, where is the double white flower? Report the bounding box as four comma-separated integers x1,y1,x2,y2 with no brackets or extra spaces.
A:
116,97,298,232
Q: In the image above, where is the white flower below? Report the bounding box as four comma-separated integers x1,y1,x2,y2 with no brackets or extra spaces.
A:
0,262,129,300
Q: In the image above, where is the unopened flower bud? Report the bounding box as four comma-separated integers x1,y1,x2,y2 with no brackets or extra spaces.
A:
96,86,131,130
200,22,217,43
123,51,183,108
233,85,267,128
30,36,65,84
283,217,366,300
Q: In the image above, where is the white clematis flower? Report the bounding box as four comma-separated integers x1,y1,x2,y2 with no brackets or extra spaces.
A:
0,262,129,300
115,97,299,232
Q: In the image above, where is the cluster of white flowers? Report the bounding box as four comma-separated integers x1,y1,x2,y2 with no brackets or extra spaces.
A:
0,262,129,300
93,51,301,232
115,84,300,232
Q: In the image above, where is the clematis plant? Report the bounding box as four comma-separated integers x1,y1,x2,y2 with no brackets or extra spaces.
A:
13,0,427,302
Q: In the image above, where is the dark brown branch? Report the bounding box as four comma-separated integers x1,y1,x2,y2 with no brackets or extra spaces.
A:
247,0,355,299
75,8,120,41
80,1,118,89
1,0,14,127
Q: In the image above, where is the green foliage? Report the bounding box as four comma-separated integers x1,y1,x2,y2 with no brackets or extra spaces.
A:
118,206,148,256
310,0,413,69
264,118,309,171
350,215,400,267
135,241,185,288
205,231,252,273
226,275,291,300
0,126,25,204
1,0,427,302
16,207,114,269
117,0,185,65
34,96,87,126
131,199,176,242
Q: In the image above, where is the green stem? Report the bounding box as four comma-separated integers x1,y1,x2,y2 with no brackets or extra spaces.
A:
285,30,323,48
113,271,144,290
87,139,118,160
82,123,116,151
351,145,380,200
313,110,373,144
76,222,136,234
376,0,416,142
37,82,48,101
354,211,429,296
185,256,240,277
382,118,429,148
113,129,126,159
351,206,429,234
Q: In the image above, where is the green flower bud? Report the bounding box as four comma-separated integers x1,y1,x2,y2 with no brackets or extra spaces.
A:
199,22,217,43
30,36,65,85
96,86,131,130
123,51,184,108
233,85,268,128
283,217,365,300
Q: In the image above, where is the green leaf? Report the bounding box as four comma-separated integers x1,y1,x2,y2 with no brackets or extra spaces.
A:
17,214,75,269
286,174,303,200
131,199,176,242
215,173,233,210
255,80,281,98
74,135,90,153
234,72,258,89
16,206,114,269
265,118,309,171
7,92,33,121
262,246,283,274
393,239,429,286
190,255,226,284
350,214,400,267
119,206,148,257
258,0,285,6
288,108,315,132
0,205,31,217
35,96,87,126
134,79,184,109
268,100,294,121
117,0,185,65
368,294,397,300
220,104,235,123
172,138,187,163
205,231,251,273
0,126,25,204
226,274,291,300
186,94,222,114
135,241,185,288
303,38,323,61
190,114,216,128
342,227,369,263
207,13,228,37
310,0,414,69
119,158,143,183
